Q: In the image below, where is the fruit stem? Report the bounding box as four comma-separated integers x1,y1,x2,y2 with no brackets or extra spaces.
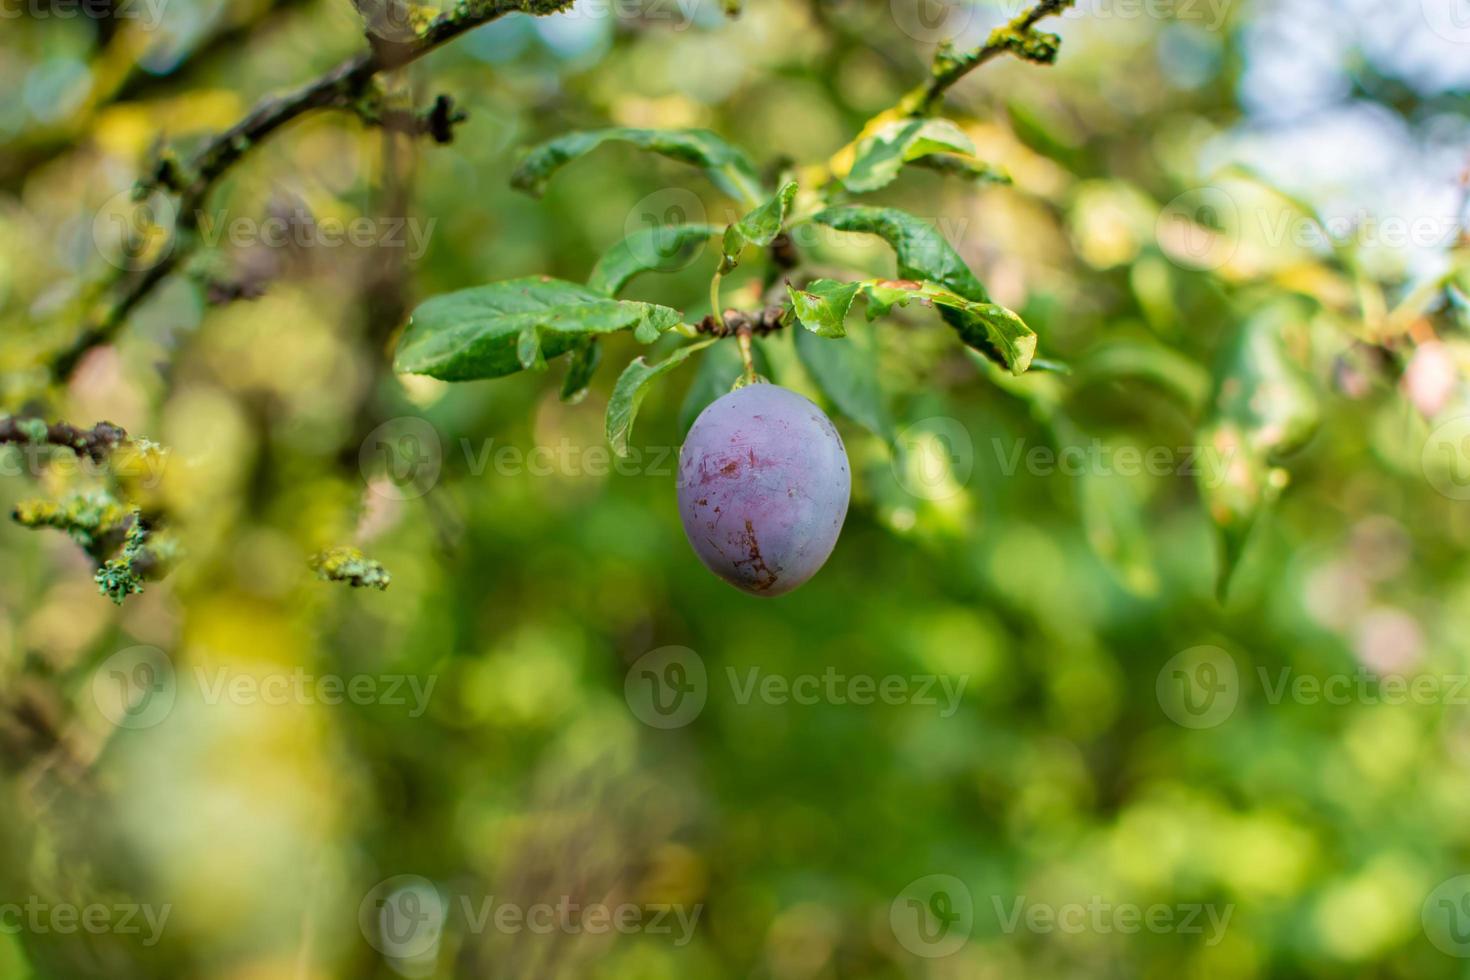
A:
709,270,724,329
737,326,756,383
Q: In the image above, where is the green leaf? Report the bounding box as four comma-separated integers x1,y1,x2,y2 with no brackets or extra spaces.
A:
843,119,975,194
587,223,721,296
394,277,682,382
854,278,1037,375
560,338,602,403
910,154,1011,185
811,206,1038,373
1197,310,1321,598
794,320,893,444
811,205,988,301
607,339,717,456
721,181,798,270
946,301,1037,376
1075,339,1211,416
786,279,860,338
510,128,765,207
517,321,546,371
1078,464,1158,597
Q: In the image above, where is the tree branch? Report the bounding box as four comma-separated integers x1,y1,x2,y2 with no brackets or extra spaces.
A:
903,0,1075,116
49,0,575,383
0,417,129,462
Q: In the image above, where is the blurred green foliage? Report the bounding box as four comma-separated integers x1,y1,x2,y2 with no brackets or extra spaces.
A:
3,0,1470,977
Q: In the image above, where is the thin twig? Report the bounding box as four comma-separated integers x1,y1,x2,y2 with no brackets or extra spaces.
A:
0,417,128,462
903,0,1075,115
49,0,575,383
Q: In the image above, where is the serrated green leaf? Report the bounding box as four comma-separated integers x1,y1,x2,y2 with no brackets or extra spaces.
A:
721,181,798,270
588,224,721,296
1197,310,1321,598
510,128,764,207
850,278,1037,375
812,206,988,302
947,301,1037,376
560,338,602,402
786,279,860,338
811,206,1037,372
607,339,717,456
794,320,893,444
394,277,682,382
843,119,975,194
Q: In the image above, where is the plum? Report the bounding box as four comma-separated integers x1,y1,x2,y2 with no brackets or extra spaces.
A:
678,383,850,596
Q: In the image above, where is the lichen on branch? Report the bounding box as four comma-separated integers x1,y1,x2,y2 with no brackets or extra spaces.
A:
0,417,128,462
311,547,392,591
46,0,578,384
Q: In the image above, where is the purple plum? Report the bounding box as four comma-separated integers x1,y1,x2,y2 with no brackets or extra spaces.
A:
678,383,850,596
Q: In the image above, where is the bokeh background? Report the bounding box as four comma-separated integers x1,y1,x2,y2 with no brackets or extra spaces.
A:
4,0,1470,976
